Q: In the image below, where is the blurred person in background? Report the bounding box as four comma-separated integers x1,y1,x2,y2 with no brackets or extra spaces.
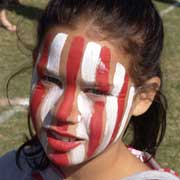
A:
0,0,20,32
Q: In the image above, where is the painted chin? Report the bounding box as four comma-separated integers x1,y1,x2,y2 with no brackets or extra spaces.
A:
42,131,118,167
47,143,87,167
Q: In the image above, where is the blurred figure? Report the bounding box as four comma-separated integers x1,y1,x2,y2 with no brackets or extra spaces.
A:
0,0,19,32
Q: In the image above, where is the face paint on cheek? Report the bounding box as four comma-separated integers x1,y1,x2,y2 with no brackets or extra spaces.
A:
39,86,63,151
114,85,135,142
94,63,126,155
69,92,92,165
30,81,46,131
94,96,118,155
109,64,129,144
77,92,93,134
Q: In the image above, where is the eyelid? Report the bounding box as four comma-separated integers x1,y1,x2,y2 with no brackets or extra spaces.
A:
84,88,110,96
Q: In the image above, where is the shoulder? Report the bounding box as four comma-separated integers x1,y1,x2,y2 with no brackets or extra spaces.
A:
0,150,32,180
122,170,180,180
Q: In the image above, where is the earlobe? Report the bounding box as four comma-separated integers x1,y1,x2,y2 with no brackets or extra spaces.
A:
131,77,160,116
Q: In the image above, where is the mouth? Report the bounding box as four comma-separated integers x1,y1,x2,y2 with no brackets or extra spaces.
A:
42,125,86,152
43,125,88,142
50,131,83,142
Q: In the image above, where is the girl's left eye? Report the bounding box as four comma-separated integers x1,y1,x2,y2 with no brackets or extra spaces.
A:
42,76,63,87
84,88,109,96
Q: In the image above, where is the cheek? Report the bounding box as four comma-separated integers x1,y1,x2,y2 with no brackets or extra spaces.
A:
90,96,118,157
87,101,105,157
30,82,46,131
77,92,93,126
30,82,63,132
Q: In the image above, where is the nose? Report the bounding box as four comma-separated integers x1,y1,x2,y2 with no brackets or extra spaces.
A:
53,86,79,124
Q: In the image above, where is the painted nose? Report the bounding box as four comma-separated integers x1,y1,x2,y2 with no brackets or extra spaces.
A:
54,86,79,124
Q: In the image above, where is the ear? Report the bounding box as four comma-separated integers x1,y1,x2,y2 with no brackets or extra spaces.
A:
131,77,160,116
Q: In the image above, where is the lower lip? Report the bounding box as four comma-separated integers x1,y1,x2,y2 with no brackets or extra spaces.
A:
47,132,81,152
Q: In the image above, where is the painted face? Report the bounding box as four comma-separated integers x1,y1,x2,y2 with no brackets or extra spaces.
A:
30,32,135,167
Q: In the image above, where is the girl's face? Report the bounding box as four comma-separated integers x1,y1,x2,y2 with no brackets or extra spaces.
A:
30,29,135,167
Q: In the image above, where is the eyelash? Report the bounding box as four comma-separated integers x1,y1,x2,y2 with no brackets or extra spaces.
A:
84,88,109,96
42,76,63,87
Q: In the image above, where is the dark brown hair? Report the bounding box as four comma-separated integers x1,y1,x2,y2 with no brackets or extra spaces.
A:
16,0,167,170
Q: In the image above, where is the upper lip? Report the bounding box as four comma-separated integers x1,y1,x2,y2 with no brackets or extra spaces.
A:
42,125,88,141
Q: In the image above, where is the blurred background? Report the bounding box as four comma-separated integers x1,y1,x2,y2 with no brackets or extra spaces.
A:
0,0,179,174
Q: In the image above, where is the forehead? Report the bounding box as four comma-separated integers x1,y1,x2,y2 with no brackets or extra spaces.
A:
41,26,130,65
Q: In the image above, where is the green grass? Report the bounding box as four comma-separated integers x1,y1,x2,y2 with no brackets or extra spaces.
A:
0,0,180,175
156,6,180,172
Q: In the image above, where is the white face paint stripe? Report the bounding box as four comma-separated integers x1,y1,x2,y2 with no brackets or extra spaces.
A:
95,96,118,155
76,120,89,141
111,63,126,96
77,92,93,133
81,42,101,83
40,86,63,124
39,86,63,153
69,121,87,164
70,144,86,165
47,33,68,76
114,86,135,142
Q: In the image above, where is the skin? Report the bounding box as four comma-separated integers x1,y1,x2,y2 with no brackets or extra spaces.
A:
30,24,160,180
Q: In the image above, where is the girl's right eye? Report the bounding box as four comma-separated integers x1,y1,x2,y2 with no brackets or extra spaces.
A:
42,76,63,88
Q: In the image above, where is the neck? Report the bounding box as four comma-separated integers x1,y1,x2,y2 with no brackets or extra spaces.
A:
58,142,150,180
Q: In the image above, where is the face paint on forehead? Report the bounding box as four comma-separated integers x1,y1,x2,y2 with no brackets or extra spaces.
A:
96,46,111,91
31,33,67,90
46,33,68,76
81,42,101,83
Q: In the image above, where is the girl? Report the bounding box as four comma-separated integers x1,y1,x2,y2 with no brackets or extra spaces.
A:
0,0,179,179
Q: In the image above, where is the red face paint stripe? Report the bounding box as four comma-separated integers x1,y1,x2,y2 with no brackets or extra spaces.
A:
96,46,111,92
87,101,105,158
56,36,85,124
49,153,69,167
109,74,129,143
30,81,46,131
37,34,53,78
51,37,84,166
